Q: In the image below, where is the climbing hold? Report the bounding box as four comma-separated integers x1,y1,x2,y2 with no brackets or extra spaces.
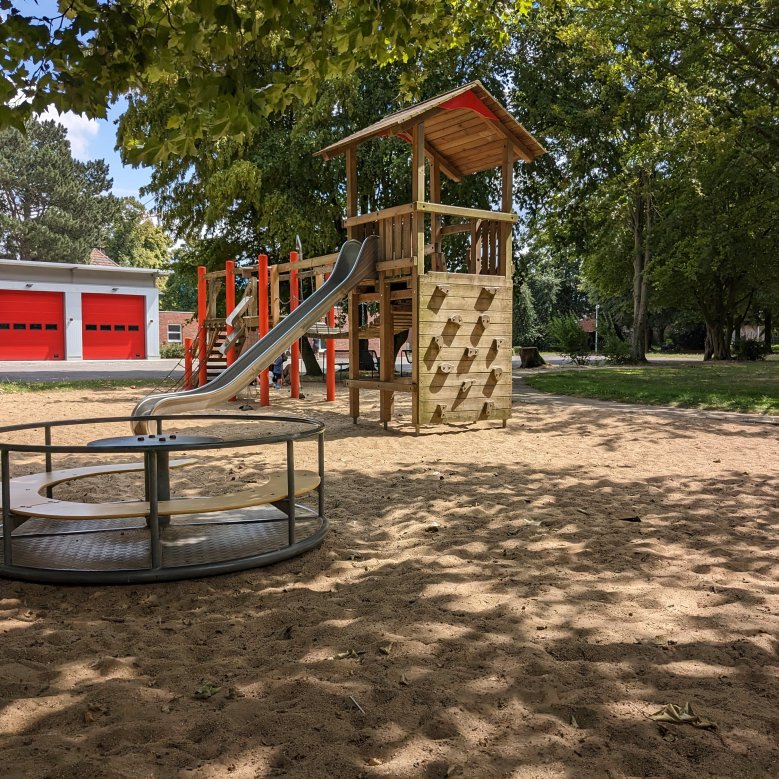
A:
491,367,504,379
460,380,474,393
482,286,498,296
435,285,450,296
483,401,495,417
438,363,453,374
493,337,505,350
447,315,463,326
479,314,491,327
436,404,448,419
431,336,444,349
465,347,479,358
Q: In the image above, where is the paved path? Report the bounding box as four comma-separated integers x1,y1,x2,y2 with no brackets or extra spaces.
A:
0,359,183,382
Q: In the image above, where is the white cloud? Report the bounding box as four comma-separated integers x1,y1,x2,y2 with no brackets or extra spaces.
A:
38,107,100,160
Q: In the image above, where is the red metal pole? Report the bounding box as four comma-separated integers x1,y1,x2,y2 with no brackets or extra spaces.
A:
258,254,270,407
289,251,300,399
197,265,207,387
326,273,336,402
184,337,193,390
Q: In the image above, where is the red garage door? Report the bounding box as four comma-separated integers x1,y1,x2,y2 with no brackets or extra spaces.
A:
82,293,146,359
0,290,65,360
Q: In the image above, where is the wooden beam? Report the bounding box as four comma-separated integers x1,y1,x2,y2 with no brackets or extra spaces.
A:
412,125,426,273
477,114,533,162
501,140,513,277
430,157,444,271
422,140,463,182
343,203,414,228
345,379,415,392
415,201,517,223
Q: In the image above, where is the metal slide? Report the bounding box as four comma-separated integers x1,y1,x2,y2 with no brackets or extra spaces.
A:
132,236,378,433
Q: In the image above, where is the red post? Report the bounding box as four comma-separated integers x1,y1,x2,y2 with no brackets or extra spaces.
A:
326,273,336,402
197,265,207,387
184,337,193,390
258,254,270,407
289,251,300,399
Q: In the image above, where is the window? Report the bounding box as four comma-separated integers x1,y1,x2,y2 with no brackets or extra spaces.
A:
85,324,97,331
30,323,42,330
114,324,126,331
100,324,111,331
13,323,26,330
167,323,183,343
128,325,139,332
0,323,9,330
45,324,57,330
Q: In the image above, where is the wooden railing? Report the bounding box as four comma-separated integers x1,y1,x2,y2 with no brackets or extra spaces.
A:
343,201,515,277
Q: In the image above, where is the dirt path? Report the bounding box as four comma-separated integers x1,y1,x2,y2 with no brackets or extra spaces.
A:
0,384,777,778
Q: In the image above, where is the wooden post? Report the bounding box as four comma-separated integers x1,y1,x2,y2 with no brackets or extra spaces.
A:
269,264,280,326
258,254,270,406
197,265,208,387
379,277,394,428
225,259,236,366
500,140,513,277
430,157,442,271
345,147,358,239
348,290,359,423
325,273,336,402
289,250,300,399
183,337,193,390
345,145,359,419
411,123,426,273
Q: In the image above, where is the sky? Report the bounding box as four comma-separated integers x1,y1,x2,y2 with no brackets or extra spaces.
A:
40,98,153,204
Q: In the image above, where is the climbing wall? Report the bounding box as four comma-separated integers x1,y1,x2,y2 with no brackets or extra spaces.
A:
416,271,512,425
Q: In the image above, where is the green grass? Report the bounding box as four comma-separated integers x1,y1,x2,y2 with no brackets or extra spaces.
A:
0,378,160,394
523,361,779,415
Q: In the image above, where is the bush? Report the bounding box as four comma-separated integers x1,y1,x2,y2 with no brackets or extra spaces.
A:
733,338,765,362
549,314,591,365
602,328,633,364
160,342,185,359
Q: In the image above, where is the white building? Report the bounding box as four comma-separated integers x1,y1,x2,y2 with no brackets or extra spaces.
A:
0,255,165,361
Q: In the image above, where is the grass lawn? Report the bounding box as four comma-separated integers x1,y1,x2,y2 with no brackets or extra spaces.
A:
523,360,779,415
0,378,160,394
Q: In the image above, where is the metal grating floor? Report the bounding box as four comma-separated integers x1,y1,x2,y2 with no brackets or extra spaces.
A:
2,505,321,572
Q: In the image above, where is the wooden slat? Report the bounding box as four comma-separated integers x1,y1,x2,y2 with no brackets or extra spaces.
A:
343,203,414,228
376,257,414,273
271,253,337,274
345,379,415,392
415,201,517,224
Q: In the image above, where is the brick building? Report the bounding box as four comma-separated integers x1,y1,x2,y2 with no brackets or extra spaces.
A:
159,311,197,346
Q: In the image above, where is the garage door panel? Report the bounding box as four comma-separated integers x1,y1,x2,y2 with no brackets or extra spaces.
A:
0,290,65,360
82,293,146,359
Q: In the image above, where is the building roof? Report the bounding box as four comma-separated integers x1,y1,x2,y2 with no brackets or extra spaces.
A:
0,258,167,277
315,81,546,179
89,248,118,266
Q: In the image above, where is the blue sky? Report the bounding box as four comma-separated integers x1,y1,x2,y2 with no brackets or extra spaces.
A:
13,0,151,202
41,98,152,203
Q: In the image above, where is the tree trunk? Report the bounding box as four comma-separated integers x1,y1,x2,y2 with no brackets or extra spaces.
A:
630,180,650,362
704,320,729,360
300,336,323,378
765,309,773,353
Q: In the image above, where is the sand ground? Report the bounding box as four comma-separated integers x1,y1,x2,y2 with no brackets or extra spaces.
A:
0,381,777,779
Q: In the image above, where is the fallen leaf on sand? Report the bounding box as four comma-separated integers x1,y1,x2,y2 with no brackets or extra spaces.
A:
649,702,716,730
193,683,221,700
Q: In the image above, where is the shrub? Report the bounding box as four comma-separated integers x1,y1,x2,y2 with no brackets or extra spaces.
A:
549,314,591,365
734,338,765,362
602,328,633,364
160,342,185,359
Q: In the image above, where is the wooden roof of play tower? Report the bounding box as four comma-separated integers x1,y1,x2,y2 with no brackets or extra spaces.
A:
315,81,546,180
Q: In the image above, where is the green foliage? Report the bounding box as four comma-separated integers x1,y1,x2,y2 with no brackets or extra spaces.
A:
733,339,766,363
160,342,185,359
0,0,530,164
105,198,172,268
0,119,118,262
601,328,632,365
549,314,591,365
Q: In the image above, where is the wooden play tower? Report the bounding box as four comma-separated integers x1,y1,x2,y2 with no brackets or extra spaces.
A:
315,81,545,430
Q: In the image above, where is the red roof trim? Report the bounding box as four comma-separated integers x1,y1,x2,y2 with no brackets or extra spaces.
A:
439,90,498,120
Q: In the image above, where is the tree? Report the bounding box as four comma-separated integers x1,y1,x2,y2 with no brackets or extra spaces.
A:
0,118,118,262
0,0,530,164
105,197,172,268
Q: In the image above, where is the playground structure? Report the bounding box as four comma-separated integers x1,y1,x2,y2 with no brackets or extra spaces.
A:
170,81,545,431
0,83,544,584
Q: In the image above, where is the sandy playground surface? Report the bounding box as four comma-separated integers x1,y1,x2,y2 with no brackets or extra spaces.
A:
0,381,777,779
